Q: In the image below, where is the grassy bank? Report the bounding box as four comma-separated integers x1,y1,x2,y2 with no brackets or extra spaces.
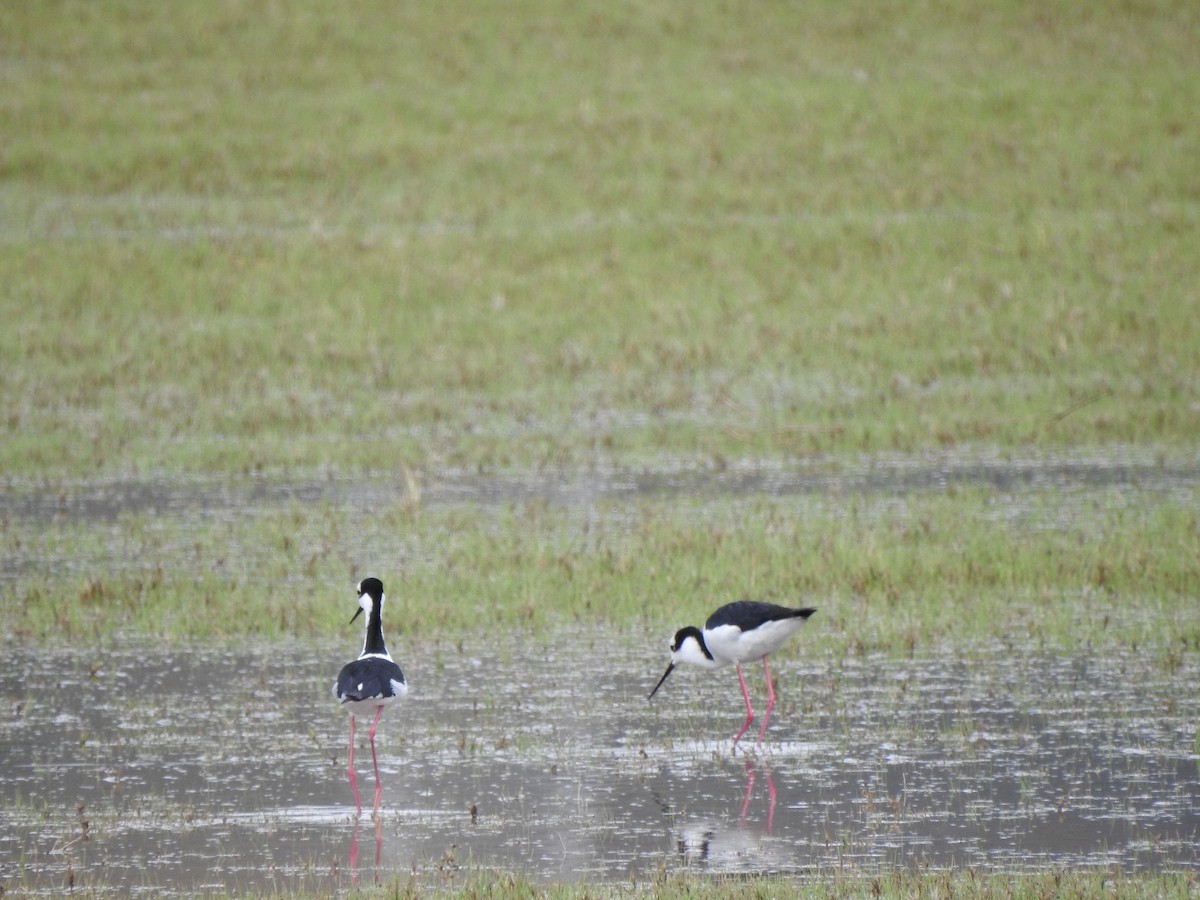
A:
350,868,1198,898
3,1,1198,479
5,479,1196,655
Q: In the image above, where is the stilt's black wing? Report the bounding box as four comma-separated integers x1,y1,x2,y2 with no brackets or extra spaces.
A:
336,657,406,703
705,601,816,633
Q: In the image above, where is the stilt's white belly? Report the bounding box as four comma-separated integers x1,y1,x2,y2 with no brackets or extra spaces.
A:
340,690,404,718
705,617,808,664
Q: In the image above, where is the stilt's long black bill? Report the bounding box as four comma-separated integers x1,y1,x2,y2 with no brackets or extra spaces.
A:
349,607,364,625
648,662,675,700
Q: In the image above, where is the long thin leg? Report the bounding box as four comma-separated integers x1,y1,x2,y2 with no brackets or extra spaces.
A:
347,715,362,815
731,664,755,748
757,656,777,743
368,705,385,815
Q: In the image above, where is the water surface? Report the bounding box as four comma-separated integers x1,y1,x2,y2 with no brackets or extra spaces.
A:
2,635,1196,895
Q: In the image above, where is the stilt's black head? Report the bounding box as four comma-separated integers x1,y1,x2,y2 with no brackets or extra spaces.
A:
351,577,385,624
669,625,707,656
357,577,384,600
648,625,711,700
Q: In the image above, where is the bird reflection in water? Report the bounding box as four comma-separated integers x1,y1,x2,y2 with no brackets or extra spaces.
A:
676,760,779,869
349,816,383,886
739,759,776,833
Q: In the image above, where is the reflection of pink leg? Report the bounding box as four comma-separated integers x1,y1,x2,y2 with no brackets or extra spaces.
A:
347,715,362,815
369,705,385,815
757,657,776,743
349,819,361,883
731,665,755,748
764,765,777,833
738,760,755,824
373,815,383,879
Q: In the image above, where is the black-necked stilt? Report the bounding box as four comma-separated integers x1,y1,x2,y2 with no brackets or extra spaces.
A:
334,577,407,816
648,600,816,748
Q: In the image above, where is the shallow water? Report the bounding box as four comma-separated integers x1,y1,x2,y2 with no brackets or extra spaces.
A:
2,636,1197,895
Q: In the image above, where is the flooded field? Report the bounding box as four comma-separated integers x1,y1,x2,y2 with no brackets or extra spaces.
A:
2,636,1197,895
2,455,1198,893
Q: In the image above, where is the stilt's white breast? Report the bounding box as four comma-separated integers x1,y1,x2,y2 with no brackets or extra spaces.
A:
673,634,728,670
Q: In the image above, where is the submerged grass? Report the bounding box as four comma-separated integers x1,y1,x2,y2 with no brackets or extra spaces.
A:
5,484,1197,656
2,1,1199,479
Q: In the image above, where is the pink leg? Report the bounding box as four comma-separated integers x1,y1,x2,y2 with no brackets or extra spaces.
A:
757,657,777,743
731,664,755,749
368,705,385,815
347,715,362,815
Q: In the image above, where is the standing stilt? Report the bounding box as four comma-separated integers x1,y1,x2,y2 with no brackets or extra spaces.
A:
335,578,408,815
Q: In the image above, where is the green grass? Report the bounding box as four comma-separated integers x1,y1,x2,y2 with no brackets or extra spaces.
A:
7,867,1198,899
355,868,1199,898
6,483,1196,656
2,0,1199,478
